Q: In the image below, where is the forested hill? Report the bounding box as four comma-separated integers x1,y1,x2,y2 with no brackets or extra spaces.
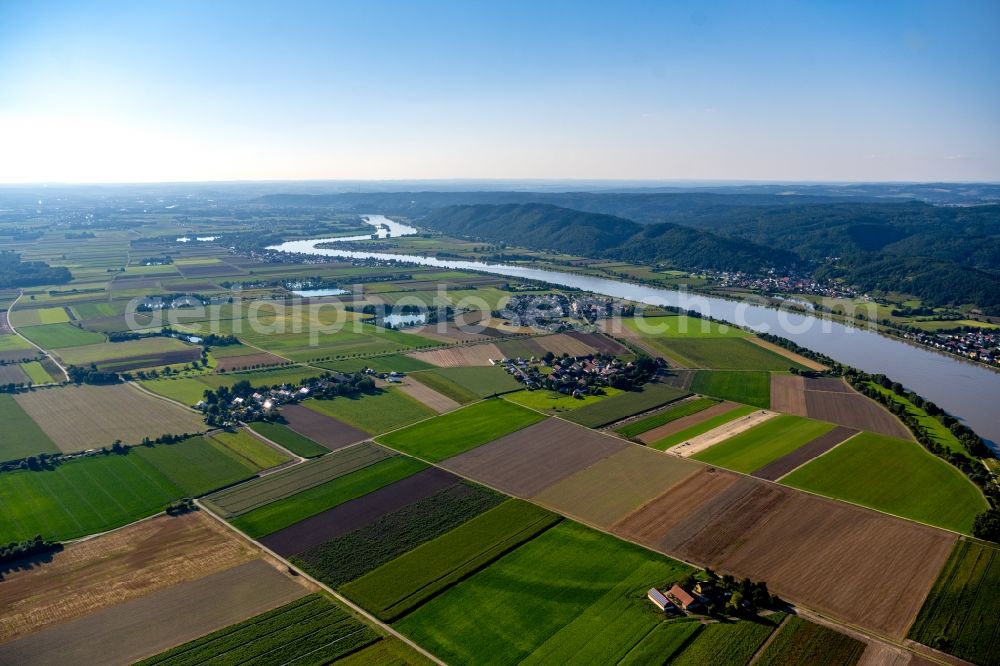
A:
418,204,797,273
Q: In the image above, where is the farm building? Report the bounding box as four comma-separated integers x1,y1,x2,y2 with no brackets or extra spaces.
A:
647,588,670,612
667,584,699,611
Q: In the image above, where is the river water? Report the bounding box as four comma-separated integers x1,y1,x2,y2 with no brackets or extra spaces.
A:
270,215,1000,447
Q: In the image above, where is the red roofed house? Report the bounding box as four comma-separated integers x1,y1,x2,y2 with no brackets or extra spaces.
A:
667,584,698,611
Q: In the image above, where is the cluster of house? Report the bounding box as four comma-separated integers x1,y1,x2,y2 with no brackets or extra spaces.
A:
901,328,999,366
708,270,859,301
499,293,632,329
197,384,312,421
647,580,717,614
498,353,651,396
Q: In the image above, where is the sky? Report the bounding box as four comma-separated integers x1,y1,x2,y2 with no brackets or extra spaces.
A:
0,0,998,183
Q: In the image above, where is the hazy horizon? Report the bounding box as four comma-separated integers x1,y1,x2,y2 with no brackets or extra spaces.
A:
2,0,998,183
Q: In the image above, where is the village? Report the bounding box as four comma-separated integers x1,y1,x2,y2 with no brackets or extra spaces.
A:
498,292,634,329
899,328,999,367
499,350,665,395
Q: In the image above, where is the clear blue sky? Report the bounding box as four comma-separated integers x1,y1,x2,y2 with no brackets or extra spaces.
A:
1,0,997,183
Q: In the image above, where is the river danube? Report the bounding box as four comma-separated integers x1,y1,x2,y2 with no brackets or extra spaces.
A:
271,215,1000,447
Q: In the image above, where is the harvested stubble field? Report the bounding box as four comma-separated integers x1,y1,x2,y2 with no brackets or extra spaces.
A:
636,400,738,444
342,501,561,621
771,375,910,438
280,403,369,450
394,377,462,412
755,616,866,666
532,446,699,527
441,418,628,498
231,455,426,539
204,442,393,518
530,332,601,357
908,539,1000,666
752,426,857,481
614,470,957,639
563,382,691,428
395,520,692,666
262,466,460,556
782,432,988,533
0,512,258,642
0,559,308,666
408,342,503,367
136,593,380,666
378,399,545,462
293,482,505,588
14,383,205,452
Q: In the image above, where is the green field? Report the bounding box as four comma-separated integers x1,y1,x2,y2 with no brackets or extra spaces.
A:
625,314,747,338
693,415,835,473
0,394,60,461
615,397,720,438
231,455,427,537
209,429,290,470
908,539,1000,665
242,320,438,362
648,404,757,450
0,332,35,352
868,383,966,455
0,437,263,542
336,638,435,666
756,616,866,666
660,338,803,371
412,366,523,402
618,620,703,665
504,387,625,413
343,501,561,621
20,361,56,384
377,399,546,462
782,432,988,533
321,353,435,373
248,421,330,457
690,370,771,408
395,521,692,665
670,614,785,666
293,482,506,588
204,443,394,518
303,388,436,434
563,382,691,428
17,322,105,349
139,377,209,405
137,594,379,666
9,306,71,327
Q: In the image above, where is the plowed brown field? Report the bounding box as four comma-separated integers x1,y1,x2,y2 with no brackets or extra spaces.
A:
770,375,911,439
613,468,955,639
770,375,808,415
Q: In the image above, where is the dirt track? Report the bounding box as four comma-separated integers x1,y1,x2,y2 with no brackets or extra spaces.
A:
666,409,777,457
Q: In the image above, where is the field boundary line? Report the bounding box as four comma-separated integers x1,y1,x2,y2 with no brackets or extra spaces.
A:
240,423,307,466
747,613,790,664
195,499,448,666
771,430,862,482
128,379,204,414
7,290,70,382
